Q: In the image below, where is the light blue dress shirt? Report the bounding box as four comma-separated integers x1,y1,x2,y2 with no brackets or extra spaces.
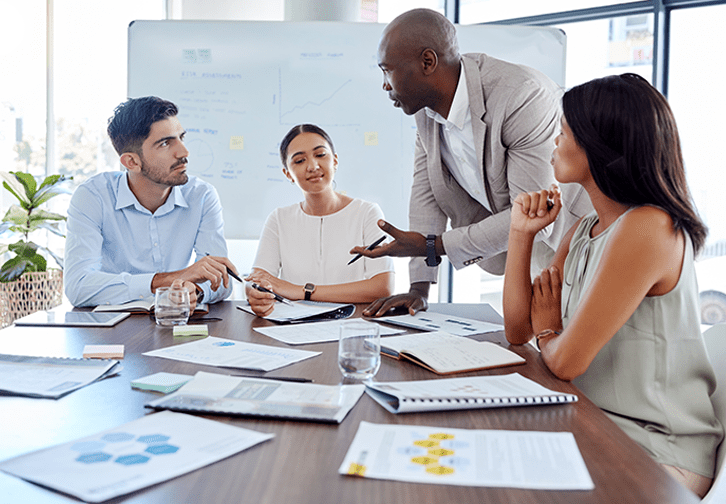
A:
64,171,232,307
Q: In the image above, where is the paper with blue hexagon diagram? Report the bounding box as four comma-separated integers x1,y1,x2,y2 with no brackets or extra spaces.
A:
340,422,594,490
0,411,273,503
143,336,320,371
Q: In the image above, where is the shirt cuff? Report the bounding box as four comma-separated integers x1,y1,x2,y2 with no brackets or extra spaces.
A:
130,273,156,300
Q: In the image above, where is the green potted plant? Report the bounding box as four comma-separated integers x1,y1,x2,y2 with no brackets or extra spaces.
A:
0,171,70,326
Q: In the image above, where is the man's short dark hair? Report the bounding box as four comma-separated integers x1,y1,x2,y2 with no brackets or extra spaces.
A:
107,96,178,155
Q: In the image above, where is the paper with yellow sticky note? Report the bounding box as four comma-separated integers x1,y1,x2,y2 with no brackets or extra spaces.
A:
339,421,593,490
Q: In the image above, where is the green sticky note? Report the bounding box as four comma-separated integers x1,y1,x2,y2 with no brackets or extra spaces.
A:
173,324,208,338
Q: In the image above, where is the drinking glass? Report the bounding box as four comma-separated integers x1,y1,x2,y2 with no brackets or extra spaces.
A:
338,320,381,381
154,286,190,326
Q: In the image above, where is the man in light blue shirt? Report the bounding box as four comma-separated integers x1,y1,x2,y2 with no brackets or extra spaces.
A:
64,96,237,308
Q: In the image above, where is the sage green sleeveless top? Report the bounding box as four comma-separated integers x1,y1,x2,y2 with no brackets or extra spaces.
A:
563,210,723,477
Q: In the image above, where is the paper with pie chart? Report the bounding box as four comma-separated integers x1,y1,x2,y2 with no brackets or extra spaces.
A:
340,422,594,490
0,411,273,503
143,336,320,371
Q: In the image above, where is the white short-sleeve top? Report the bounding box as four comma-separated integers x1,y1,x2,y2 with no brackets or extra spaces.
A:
252,198,394,286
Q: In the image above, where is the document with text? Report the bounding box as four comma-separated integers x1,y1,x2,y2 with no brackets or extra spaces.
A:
0,411,273,503
143,336,320,371
147,371,365,423
340,421,594,490
254,319,404,345
374,311,503,336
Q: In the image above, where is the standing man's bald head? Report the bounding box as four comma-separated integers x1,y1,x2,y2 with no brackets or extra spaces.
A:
377,9,461,117
382,9,460,66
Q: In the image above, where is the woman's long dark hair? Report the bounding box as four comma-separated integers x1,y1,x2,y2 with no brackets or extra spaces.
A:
563,73,707,253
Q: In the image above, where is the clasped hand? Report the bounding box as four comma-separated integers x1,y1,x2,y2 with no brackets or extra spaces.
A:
511,185,562,237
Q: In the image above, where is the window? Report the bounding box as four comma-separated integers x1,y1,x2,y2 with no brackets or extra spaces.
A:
553,14,653,88
460,0,644,24
54,0,166,187
669,3,726,324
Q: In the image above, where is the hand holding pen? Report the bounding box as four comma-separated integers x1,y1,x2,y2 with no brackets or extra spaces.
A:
348,236,386,265
249,282,294,306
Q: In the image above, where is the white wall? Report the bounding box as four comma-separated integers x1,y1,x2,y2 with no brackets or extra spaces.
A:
179,0,284,20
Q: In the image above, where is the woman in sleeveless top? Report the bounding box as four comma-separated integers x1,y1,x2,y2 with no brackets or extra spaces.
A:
502,74,722,498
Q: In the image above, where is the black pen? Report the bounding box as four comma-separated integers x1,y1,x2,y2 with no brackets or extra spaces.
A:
348,236,386,265
232,374,313,383
250,282,294,306
204,252,243,282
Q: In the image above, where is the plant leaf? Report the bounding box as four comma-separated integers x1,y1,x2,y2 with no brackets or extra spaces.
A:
0,171,30,206
0,257,30,282
1,205,30,231
11,171,37,201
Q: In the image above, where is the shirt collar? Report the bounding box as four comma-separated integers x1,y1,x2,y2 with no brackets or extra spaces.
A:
115,172,189,214
425,62,468,130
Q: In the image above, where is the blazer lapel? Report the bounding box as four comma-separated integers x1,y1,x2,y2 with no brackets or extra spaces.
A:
462,56,496,213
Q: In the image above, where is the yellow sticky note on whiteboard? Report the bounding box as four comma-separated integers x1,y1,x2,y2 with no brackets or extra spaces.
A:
364,132,378,146
230,136,244,150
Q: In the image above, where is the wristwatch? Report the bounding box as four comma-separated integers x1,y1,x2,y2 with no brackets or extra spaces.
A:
303,283,316,301
425,234,441,267
195,286,205,304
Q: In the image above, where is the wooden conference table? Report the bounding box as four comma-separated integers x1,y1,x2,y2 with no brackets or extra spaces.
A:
0,302,698,504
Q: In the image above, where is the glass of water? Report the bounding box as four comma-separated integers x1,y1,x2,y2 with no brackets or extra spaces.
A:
338,320,381,381
154,286,190,326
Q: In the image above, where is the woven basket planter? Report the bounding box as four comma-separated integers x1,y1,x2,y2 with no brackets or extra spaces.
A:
0,270,63,328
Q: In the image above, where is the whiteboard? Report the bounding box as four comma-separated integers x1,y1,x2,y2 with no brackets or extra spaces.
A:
128,21,565,239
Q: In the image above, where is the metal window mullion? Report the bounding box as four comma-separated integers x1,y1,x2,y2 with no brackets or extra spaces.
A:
652,0,669,95
480,2,655,26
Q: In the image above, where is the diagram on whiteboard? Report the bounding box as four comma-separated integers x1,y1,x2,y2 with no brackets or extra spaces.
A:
128,21,565,239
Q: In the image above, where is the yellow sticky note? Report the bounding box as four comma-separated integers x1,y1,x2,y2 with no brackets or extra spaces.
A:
230,136,244,150
347,463,367,476
364,132,378,146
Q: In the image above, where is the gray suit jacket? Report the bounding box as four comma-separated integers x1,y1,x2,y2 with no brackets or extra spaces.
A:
409,53,591,282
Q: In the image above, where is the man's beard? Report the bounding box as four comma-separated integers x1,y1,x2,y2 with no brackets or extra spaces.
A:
139,157,189,186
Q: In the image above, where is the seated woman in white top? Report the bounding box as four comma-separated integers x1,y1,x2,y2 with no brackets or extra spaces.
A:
502,74,722,498
245,124,395,317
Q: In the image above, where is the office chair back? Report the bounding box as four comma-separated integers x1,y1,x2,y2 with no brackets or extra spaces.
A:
702,323,726,503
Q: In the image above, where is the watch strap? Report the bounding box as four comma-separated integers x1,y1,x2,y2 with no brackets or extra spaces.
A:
425,234,441,267
304,283,315,301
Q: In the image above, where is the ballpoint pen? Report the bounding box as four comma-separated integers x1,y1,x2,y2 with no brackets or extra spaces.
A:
348,236,386,265
204,252,243,282
231,374,313,383
250,282,294,306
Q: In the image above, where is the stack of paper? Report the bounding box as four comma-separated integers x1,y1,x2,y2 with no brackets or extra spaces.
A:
0,354,121,399
147,371,365,423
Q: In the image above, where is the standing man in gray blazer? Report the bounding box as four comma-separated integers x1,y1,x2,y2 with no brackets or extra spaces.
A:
354,8,591,316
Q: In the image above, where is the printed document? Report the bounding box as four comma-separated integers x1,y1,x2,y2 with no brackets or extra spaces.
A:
254,319,404,345
147,371,365,423
340,421,594,490
0,354,121,399
143,336,320,371
374,311,503,336
0,411,273,503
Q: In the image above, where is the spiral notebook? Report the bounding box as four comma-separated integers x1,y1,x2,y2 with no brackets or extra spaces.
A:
365,373,577,414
